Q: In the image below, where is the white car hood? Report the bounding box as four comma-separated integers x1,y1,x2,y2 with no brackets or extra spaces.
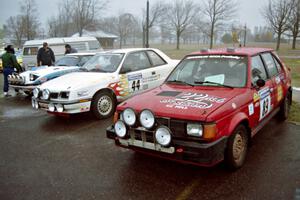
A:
40,72,116,91
30,66,79,77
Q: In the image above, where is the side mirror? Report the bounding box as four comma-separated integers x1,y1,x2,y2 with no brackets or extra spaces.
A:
256,79,265,88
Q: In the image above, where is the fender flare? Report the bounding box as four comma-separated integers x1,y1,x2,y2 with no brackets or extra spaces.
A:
227,112,250,138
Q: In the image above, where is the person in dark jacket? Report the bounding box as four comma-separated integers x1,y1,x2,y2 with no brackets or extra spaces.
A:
2,45,22,97
65,44,78,54
37,42,55,66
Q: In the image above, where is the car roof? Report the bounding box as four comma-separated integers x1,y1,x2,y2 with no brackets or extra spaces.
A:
99,48,160,54
189,47,274,57
67,52,96,56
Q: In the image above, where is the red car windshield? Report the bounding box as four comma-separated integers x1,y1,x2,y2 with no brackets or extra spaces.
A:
167,55,248,88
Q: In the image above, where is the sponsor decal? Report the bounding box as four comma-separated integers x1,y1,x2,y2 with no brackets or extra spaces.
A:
277,85,283,102
275,76,281,84
232,103,237,109
253,92,260,102
108,74,130,97
160,92,226,110
258,87,271,121
128,73,142,81
248,103,254,116
186,55,243,60
142,74,160,83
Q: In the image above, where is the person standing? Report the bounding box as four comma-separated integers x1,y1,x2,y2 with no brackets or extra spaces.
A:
2,45,22,97
37,42,55,66
65,44,78,54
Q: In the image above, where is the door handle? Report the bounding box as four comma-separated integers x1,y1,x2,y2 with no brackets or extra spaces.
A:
152,71,156,75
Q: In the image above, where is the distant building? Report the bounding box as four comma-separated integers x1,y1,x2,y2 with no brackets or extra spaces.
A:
72,29,118,49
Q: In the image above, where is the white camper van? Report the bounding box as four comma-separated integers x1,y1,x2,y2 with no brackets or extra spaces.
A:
22,37,103,70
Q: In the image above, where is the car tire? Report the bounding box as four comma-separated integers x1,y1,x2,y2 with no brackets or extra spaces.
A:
225,125,248,170
91,90,116,119
278,91,291,121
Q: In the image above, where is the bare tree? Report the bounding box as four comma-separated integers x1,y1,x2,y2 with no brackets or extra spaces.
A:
20,0,39,40
114,13,137,48
203,0,237,48
262,0,294,50
165,0,198,49
73,0,107,36
142,1,167,47
47,0,75,37
287,0,300,49
5,16,25,47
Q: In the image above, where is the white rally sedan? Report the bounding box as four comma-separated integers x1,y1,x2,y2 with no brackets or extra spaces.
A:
32,48,179,119
8,53,95,95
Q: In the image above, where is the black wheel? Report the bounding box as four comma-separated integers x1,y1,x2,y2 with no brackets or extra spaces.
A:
225,125,248,170
278,91,291,121
91,90,116,119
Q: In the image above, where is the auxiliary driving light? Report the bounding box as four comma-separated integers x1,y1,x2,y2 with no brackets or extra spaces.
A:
48,103,55,112
114,120,127,138
140,109,155,129
56,104,64,113
33,88,40,98
122,108,136,126
155,126,172,147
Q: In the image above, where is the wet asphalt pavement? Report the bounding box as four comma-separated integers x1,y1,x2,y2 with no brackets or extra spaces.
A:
0,78,300,200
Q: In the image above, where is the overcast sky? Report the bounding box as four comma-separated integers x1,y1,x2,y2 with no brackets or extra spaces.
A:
0,0,267,31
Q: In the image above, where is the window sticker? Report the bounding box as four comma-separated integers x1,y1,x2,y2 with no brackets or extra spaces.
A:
204,74,225,84
248,103,254,116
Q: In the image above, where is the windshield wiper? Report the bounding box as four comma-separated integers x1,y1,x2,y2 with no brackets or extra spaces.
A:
194,81,234,89
167,80,194,86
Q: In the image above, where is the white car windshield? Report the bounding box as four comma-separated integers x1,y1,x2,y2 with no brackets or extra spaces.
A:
82,53,124,73
167,55,248,88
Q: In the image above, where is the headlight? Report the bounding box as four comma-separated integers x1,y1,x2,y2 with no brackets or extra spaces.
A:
139,109,155,129
77,90,89,97
56,104,64,112
155,126,172,146
187,123,203,137
114,120,127,138
33,88,40,98
31,98,39,109
48,103,55,112
42,89,50,100
29,74,34,81
122,108,136,126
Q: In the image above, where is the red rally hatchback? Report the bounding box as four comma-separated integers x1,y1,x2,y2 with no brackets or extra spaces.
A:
106,48,292,169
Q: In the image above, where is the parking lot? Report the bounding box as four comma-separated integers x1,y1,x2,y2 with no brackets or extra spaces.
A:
0,76,300,200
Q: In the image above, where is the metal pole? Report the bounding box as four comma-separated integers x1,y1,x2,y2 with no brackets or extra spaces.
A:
146,0,149,48
244,24,247,47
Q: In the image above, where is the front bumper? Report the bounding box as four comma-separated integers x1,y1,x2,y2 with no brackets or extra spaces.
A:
106,125,228,167
32,98,92,114
9,84,37,92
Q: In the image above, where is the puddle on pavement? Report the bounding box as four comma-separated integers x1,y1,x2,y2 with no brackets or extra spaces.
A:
1,107,40,119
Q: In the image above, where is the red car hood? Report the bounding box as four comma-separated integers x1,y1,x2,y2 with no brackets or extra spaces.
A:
118,84,242,121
